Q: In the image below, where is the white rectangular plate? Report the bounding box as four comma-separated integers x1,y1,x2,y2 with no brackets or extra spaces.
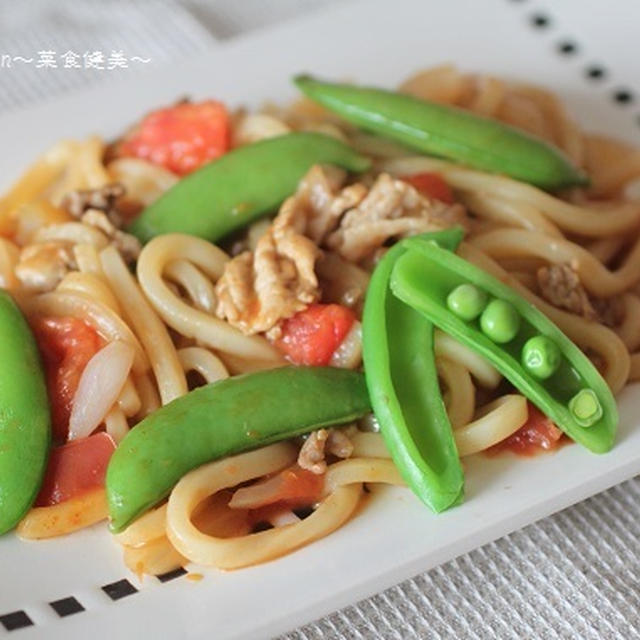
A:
1,1,639,638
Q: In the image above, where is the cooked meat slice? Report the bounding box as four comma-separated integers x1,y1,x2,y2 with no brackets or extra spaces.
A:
216,167,465,334
297,428,354,475
326,173,466,262
537,263,597,320
294,165,367,243
15,241,76,291
298,429,330,475
215,212,320,335
326,428,354,459
215,166,361,335
62,183,126,224
80,209,141,262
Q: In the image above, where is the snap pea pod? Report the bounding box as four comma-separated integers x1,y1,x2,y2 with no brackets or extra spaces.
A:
362,228,465,513
106,366,371,532
294,75,588,190
0,290,51,535
127,132,371,244
390,235,617,453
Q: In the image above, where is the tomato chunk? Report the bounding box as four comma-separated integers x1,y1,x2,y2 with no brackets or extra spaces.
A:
244,465,325,526
32,316,102,443
119,100,230,175
275,303,356,366
490,403,564,456
35,433,116,506
401,172,454,203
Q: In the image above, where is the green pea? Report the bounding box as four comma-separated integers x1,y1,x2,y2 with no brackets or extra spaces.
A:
446,283,488,321
522,335,562,380
480,299,520,343
569,389,602,427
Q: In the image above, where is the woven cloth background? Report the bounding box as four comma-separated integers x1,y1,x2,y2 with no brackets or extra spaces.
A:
0,2,638,638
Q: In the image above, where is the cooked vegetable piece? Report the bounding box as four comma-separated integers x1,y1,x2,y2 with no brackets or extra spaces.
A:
480,299,520,344
294,75,588,189
106,366,371,532
446,283,487,321
362,228,465,513
35,433,116,506
522,335,561,380
390,234,617,453
127,132,371,244
569,389,602,427
0,290,51,535
490,403,563,456
119,100,230,176
275,303,356,366
400,172,453,203
229,464,324,510
32,316,102,443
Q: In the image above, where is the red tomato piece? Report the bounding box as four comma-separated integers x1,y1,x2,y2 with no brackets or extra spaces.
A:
32,316,102,443
35,433,117,506
119,100,230,175
401,172,454,203
256,465,325,509
275,303,356,366
490,403,564,456
247,465,325,525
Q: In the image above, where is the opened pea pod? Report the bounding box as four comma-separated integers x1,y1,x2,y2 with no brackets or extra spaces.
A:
388,232,617,453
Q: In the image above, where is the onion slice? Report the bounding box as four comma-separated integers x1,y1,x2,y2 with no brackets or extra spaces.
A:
330,321,362,369
228,474,289,510
69,340,135,440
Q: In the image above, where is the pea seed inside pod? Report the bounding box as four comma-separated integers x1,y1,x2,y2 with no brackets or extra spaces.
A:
569,389,602,427
446,283,488,321
480,299,520,343
522,335,561,380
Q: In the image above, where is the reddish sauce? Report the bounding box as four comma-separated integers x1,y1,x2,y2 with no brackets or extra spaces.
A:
487,402,566,457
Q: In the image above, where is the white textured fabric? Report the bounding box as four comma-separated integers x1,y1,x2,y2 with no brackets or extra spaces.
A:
0,0,214,112
1,2,639,639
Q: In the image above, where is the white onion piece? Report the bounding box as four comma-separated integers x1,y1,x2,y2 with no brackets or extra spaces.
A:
268,510,302,528
233,114,290,146
69,340,135,440
330,321,362,369
228,474,288,510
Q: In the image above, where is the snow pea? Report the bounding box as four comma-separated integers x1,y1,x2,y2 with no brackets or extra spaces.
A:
362,228,465,513
106,366,371,532
294,75,588,190
127,132,371,244
0,290,51,535
390,235,617,453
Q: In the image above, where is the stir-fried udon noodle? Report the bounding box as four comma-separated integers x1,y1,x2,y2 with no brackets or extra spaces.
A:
2,64,640,576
